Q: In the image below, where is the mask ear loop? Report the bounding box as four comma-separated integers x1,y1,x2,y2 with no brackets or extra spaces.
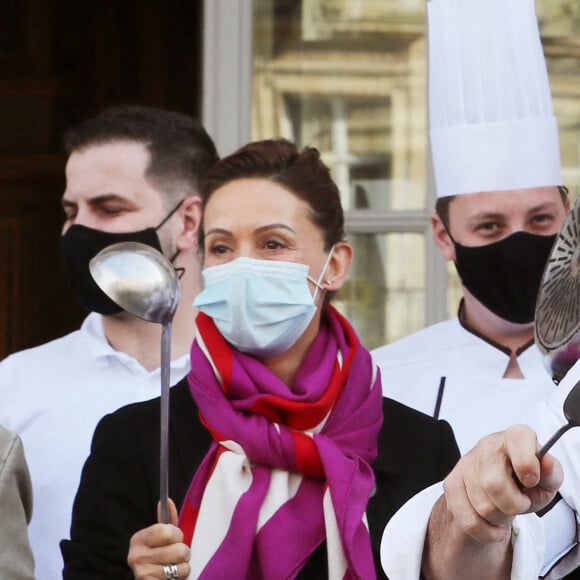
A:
155,199,187,278
438,214,457,245
309,245,335,304
155,198,185,230
173,265,186,280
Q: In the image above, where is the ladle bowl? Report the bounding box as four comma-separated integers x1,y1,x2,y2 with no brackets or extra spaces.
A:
89,241,180,324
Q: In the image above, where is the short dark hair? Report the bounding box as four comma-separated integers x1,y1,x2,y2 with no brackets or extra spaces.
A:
435,185,569,229
199,138,344,250
64,105,219,208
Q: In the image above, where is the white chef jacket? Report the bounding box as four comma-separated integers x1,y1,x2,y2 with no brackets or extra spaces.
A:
523,361,580,578
0,313,191,580
381,479,579,579
372,315,555,454
374,311,579,578
381,481,547,580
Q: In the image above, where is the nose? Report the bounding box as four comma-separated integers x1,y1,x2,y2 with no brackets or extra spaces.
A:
236,242,257,260
506,226,523,237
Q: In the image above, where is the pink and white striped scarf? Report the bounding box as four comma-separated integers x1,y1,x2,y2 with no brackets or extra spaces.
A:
180,305,383,579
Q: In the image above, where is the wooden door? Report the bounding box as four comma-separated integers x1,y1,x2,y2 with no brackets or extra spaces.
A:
0,0,202,358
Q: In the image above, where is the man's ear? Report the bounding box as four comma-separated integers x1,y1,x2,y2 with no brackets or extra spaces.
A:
432,211,456,262
322,241,353,292
175,195,202,251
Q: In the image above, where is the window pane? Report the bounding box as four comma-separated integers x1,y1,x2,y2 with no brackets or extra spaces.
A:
538,0,580,201
252,0,428,211
335,233,426,350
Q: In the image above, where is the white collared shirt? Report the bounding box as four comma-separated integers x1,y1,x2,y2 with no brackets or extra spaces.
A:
0,313,191,580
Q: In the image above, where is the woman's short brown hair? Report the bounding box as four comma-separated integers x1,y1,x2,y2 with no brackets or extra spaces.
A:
200,138,345,251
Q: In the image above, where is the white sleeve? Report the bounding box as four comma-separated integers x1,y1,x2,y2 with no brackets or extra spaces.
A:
523,362,580,515
380,482,546,580
380,482,441,580
522,363,580,578
537,498,579,578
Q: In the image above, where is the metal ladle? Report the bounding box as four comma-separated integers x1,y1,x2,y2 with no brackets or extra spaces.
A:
89,241,180,523
537,379,580,459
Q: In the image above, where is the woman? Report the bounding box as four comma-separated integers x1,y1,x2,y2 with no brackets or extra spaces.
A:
62,139,459,579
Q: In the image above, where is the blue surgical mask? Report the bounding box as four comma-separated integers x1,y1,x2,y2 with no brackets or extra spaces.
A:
194,250,334,357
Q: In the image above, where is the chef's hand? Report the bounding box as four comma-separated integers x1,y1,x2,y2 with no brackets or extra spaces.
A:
444,424,562,541
423,425,563,579
127,498,191,580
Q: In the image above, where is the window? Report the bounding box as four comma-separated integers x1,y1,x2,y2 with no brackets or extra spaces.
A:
203,0,580,349
249,0,432,348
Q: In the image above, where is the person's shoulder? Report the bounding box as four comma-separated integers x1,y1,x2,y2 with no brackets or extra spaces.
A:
371,397,459,522
0,426,30,492
93,378,195,439
382,396,448,431
371,318,461,369
100,377,193,423
376,396,459,472
89,378,204,459
0,425,18,455
0,325,86,369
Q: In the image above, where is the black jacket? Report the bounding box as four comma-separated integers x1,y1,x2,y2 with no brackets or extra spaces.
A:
61,378,459,579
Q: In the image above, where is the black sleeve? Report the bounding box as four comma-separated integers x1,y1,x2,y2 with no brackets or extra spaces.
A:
61,380,209,580
60,405,160,580
431,416,460,480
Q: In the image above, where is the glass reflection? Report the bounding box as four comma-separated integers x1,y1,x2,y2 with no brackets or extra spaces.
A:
335,233,425,350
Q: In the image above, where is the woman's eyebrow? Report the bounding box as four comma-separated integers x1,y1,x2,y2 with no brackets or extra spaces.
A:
204,227,232,237
204,224,296,237
254,223,296,235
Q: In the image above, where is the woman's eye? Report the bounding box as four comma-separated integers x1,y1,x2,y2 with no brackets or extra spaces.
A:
264,237,289,251
208,244,229,255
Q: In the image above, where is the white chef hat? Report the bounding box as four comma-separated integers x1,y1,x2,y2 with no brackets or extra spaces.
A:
428,0,562,198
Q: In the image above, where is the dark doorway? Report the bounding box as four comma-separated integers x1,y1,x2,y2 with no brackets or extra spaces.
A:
0,0,203,358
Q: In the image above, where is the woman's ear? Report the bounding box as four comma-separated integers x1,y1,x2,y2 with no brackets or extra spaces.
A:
322,241,353,292
432,212,456,262
175,195,202,252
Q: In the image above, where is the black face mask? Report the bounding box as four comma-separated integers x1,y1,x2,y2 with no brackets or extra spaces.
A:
452,231,556,324
59,202,183,315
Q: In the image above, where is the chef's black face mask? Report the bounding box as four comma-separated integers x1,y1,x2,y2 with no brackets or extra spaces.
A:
59,200,183,315
451,231,556,324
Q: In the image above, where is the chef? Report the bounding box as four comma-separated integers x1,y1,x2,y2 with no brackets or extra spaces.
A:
376,0,580,577
373,0,568,455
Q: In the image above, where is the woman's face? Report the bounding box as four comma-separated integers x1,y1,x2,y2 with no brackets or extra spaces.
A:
202,177,331,283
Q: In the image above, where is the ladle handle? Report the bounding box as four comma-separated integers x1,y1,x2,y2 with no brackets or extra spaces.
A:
537,423,574,459
159,321,172,524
